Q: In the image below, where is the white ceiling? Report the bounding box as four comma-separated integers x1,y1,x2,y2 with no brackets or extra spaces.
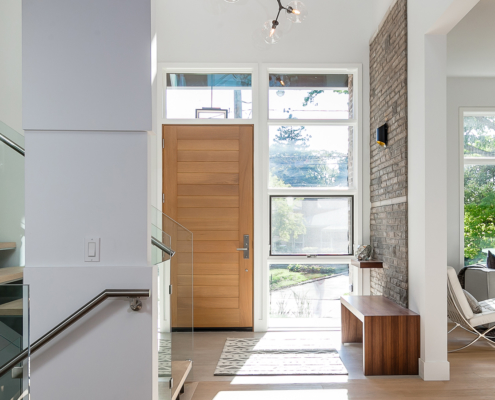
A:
447,0,495,77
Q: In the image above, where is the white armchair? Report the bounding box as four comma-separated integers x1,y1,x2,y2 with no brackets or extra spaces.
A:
447,266,495,352
465,267,495,301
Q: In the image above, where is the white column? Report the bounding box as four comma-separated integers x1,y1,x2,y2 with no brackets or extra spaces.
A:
407,0,479,381
23,1,156,398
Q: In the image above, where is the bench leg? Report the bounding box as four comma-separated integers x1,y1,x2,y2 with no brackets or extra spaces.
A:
341,304,363,343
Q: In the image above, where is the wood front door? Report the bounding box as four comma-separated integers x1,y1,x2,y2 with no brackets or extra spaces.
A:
163,125,253,329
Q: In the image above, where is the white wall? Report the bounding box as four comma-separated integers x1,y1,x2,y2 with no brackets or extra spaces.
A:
23,0,152,132
446,77,495,272
0,0,22,134
23,0,156,399
447,0,495,77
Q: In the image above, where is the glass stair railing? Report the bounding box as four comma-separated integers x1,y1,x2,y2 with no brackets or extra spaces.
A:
151,206,194,388
0,284,29,400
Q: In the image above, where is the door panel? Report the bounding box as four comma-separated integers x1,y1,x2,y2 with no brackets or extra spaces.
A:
163,125,254,329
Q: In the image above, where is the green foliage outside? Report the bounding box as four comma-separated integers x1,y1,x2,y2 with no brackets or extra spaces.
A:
288,264,335,274
463,116,495,265
271,198,306,247
269,264,347,290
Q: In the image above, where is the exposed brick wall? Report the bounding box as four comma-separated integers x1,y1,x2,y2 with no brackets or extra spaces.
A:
369,0,408,307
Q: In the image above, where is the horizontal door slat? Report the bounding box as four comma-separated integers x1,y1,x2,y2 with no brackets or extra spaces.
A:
178,219,238,231
178,208,238,220
178,162,239,173
178,274,239,286
178,151,239,162
178,196,239,208
176,126,240,140
186,263,239,275
178,140,239,151
178,173,239,185
192,241,239,253
192,252,239,264
179,231,238,241
178,185,239,196
179,309,240,327
178,297,239,309
178,285,239,298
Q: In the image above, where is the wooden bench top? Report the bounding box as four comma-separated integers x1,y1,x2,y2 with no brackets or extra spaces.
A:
341,295,419,322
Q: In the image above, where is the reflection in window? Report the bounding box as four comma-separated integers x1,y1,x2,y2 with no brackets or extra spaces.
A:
268,73,353,120
269,264,350,320
464,116,495,157
166,73,252,119
269,125,350,188
270,197,353,256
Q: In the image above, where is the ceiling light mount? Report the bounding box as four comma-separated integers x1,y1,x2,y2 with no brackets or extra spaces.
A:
225,0,307,44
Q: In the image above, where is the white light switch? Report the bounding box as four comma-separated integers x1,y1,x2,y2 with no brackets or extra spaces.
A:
88,242,96,257
85,237,100,262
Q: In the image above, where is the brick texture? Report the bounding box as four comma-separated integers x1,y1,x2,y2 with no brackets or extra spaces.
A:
369,0,408,307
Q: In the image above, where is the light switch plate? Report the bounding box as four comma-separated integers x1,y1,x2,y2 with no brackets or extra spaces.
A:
84,237,100,262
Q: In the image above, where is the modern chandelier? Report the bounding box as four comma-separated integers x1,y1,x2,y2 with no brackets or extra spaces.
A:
225,0,307,44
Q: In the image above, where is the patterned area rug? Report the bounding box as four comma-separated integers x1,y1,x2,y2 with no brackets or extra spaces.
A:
158,338,171,377
214,337,348,376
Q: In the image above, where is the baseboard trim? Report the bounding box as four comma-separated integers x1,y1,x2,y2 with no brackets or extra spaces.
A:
419,359,450,381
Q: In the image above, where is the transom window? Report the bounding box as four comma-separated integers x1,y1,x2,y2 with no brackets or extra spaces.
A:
165,73,253,119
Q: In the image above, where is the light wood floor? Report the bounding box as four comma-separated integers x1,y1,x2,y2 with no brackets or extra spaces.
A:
161,325,495,400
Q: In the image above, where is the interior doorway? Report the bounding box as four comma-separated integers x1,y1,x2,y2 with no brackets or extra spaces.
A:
163,125,254,329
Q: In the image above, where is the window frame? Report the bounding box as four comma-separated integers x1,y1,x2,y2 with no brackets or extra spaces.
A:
459,108,495,267
269,194,354,257
262,65,361,265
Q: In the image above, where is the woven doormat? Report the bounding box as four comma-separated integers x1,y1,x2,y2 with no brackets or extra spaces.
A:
214,337,348,376
158,338,171,377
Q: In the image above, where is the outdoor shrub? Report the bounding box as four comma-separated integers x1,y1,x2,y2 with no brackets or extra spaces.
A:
288,264,335,274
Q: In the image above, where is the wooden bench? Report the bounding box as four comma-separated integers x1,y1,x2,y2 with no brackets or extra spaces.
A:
340,295,420,376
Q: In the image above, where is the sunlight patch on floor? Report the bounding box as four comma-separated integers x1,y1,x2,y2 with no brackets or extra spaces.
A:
230,375,349,384
213,389,349,400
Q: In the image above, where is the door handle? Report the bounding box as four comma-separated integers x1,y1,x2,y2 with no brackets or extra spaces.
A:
237,235,249,259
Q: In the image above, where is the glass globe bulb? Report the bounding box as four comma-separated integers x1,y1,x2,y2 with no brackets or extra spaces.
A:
286,1,307,23
262,20,282,44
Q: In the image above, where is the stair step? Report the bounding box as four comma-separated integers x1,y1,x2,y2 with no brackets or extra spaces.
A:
0,242,16,251
0,266,23,284
0,298,23,316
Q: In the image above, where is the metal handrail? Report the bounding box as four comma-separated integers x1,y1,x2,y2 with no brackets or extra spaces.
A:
151,236,176,257
0,132,25,156
0,289,150,378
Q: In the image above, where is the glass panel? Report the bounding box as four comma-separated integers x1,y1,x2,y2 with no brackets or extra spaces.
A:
269,264,350,328
0,284,29,400
0,121,25,269
270,196,353,256
269,125,351,188
464,165,495,266
268,73,353,119
464,115,495,157
151,206,194,385
166,73,252,119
